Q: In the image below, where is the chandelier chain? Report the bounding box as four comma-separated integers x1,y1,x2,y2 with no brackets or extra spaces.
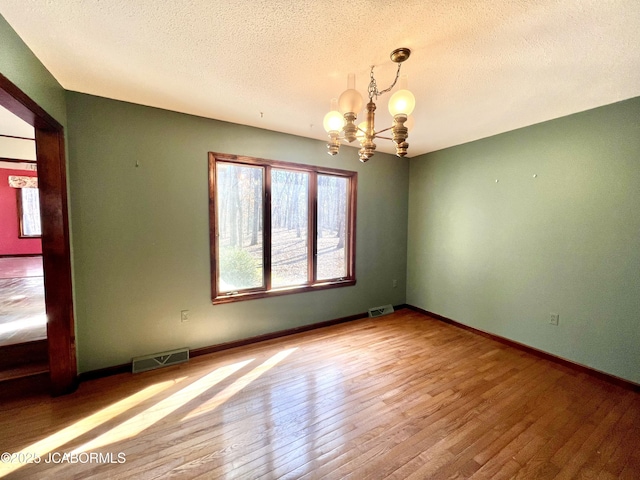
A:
368,62,403,101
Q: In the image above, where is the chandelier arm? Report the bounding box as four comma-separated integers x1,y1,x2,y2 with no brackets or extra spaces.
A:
374,135,393,141
374,126,394,135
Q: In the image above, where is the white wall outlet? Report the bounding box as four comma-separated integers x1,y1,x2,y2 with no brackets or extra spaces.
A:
181,310,190,323
549,313,559,326
392,279,398,288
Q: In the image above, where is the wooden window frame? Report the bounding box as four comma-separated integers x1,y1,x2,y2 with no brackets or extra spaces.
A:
209,152,357,304
16,187,42,238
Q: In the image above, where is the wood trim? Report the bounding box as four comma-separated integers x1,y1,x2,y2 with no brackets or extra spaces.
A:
0,73,62,131
346,172,357,279
406,304,640,392
0,133,35,141
0,157,37,164
36,128,77,396
190,310,367,358
0,73,77,396
77,363,131,382
209,151,357,177
309,171,317,283
78,310,370,382
264,165,272,291
210,279,357,304
208,153,219,303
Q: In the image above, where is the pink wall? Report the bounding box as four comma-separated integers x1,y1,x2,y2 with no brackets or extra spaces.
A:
0,168,42,255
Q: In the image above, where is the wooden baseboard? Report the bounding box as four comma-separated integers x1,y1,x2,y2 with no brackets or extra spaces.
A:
190,311,369,358
79,309,375,382
77,363,130,382
406,304,640,392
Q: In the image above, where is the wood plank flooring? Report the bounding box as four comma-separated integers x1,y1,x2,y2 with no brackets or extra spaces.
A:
0,309,638,479
0,256,46,347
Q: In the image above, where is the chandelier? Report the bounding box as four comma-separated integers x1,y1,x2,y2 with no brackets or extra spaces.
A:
323,47,415,162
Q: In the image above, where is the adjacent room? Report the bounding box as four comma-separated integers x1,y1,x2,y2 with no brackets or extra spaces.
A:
0,1,638,478
0,105,48,390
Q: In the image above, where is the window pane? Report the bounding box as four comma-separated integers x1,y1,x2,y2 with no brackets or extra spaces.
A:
209,153,356,304
271,169,309,288
317,175,348,280
21,188,41,237
216,163,264,292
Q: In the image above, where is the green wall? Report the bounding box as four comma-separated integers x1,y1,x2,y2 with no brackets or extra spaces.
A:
407,97,640,383
66,92,409,372
0,14,66,126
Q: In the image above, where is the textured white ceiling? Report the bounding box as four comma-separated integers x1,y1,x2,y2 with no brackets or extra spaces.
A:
1,1,639,157
0,104,34,139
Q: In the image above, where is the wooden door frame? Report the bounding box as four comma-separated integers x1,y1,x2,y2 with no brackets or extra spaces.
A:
0,73,77,395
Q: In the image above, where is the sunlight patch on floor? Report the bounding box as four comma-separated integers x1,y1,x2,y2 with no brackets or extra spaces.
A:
0,378,182,477
183,347,298,421
72,358,253,454
1,348,299,477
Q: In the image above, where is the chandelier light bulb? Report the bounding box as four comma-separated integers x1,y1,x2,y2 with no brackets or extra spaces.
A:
388,89,416,117
323,98,345,132
338,73,363,115
339,89,363,115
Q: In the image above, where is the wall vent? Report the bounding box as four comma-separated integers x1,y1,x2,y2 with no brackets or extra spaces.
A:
368,304,394,318
132,347,189,374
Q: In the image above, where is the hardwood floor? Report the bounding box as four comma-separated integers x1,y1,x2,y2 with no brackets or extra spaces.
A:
0,309,638,479
0,256,46,347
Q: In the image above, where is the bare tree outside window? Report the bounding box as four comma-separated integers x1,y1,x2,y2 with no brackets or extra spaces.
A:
317,175,348,280
216,163,264,292
271,169,309,288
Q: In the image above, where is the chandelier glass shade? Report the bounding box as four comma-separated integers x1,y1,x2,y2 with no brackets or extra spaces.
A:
324,48,415,162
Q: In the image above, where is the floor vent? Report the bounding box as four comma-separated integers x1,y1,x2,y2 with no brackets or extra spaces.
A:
132,347,189,374
368,304,394,318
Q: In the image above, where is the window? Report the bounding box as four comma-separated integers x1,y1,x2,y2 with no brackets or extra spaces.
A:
209,152,356,304
17,187,42,237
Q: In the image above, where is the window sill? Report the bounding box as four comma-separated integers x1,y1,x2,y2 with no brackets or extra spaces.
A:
212,279,356,305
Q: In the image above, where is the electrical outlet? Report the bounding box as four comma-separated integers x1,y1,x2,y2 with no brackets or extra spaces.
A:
181,310,190,323
549,313,559,326
392,279,398,288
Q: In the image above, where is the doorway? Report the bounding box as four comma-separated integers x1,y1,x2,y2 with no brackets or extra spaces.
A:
0,108,46,348
0,72,76,396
